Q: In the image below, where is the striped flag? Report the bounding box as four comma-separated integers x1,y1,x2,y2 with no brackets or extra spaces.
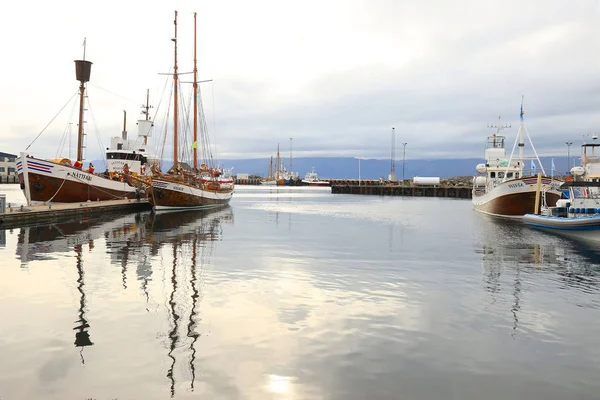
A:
520,101,524,120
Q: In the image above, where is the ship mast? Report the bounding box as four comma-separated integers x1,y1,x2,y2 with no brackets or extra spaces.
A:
143,89,151,145
173,11,179,166
193,12,198,169
518,96,525,164
74,38,92,162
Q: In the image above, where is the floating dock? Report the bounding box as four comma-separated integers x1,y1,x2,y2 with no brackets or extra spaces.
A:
331,183,472,198
0,198,152,228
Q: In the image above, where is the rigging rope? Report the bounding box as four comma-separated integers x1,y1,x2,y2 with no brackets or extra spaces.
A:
89,83,139,105
56,97,79,159
26,91,79,151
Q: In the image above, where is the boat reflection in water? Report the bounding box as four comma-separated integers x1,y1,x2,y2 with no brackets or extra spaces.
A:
14,206,234,392
143,207,233,396
477,216,600,338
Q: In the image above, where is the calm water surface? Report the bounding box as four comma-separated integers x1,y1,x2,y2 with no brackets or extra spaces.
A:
0,184,599,399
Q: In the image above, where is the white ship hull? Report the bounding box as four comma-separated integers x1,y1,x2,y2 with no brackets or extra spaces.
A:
472,176,563,218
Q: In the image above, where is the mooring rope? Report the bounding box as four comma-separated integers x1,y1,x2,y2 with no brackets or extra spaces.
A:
45,174,70,204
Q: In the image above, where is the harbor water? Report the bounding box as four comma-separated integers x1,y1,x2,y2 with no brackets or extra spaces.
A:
0,184,599,399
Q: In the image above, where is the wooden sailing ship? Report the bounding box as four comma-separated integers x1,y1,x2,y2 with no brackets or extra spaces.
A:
149,11,234,210
16,51,140,205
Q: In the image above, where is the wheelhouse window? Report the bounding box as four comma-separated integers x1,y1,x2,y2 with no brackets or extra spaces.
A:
498,172,505,178
107,152,144,161
490,172,496,178
507,172,513,178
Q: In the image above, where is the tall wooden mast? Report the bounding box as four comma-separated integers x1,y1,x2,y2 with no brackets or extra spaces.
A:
193,12,198,169
173,11,179,166
74,38,92,162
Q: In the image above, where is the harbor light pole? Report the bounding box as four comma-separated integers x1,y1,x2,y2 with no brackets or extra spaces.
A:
289,137,293,173
402,143,407,185
566,141,573,172
358,157,361,187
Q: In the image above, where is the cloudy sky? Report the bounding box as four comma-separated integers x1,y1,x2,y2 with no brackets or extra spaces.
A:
1,0,599,162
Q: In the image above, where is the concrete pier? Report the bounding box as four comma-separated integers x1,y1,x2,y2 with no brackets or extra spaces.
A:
331,183,472,198
0,198,152,228
234,178,262,185
0,176,19,184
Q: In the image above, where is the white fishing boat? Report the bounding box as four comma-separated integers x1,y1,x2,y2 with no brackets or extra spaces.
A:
105,90,159,179
472,100,562,218
16,50,142,205
302,167,329,186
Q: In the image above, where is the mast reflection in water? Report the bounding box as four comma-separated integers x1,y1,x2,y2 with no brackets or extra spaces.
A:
14,206,233,395
478,217,600,339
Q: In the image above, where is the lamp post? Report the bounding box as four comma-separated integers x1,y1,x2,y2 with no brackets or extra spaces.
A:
358,157,361,187
289,137,293,173
402,143,407,185
566,141,573,172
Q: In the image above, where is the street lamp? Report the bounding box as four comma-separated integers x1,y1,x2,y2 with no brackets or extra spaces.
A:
566,141,573,172
358,157,361,187
402,143,407,185
289,137,293,173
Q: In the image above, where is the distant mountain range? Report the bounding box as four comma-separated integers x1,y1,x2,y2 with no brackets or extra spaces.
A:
90,156,575,179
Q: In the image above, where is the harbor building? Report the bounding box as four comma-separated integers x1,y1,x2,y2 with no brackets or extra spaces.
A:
0,152,17,178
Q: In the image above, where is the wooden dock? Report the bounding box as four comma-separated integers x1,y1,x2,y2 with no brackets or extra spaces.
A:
331,183,472,198
234,178,262,185
0,198,152,228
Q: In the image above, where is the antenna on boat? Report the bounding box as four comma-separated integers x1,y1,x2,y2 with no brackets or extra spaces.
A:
487,115,510,150
487,115,511,134
140,89,153,145
74,39,92,162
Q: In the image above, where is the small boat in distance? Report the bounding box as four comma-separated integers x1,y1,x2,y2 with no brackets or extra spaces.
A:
302,167,329,186
261,156,277,185
472,99,562,218
524,138,600,239
17,49,140,205
149,11,233,211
